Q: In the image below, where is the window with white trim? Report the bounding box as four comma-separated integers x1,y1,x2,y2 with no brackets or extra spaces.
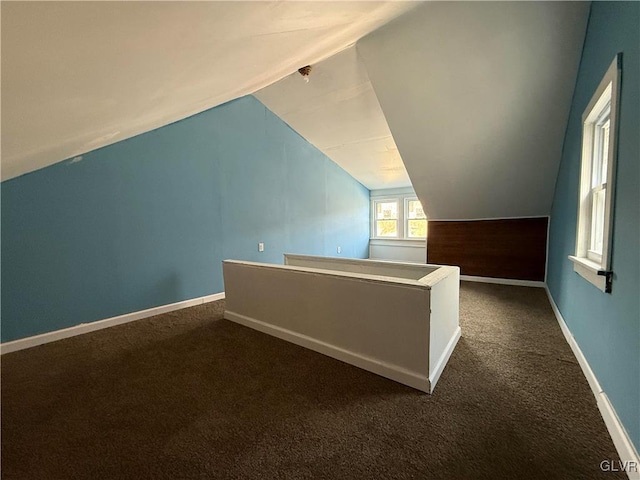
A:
374,199,399,238
569,54,621,293
372,196,426,239
406,198,427,238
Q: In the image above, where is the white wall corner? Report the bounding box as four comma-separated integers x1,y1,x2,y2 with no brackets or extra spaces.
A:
428,326,461,393
545,287,640,479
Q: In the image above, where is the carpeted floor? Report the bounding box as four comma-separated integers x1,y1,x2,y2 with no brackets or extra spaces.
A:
1,282,624,479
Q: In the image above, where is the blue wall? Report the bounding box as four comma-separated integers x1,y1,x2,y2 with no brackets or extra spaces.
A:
547,2,639,450
1,95,370,342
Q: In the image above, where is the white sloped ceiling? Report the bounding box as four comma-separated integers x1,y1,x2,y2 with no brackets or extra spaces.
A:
1,1,416,181
358,1,590,220
255,45,410,190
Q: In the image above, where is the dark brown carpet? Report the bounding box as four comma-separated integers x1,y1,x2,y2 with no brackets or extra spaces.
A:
1,282,623,479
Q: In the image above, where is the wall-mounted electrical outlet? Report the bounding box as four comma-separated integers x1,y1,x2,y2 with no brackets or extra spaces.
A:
337,246,341,254
258,242,264,252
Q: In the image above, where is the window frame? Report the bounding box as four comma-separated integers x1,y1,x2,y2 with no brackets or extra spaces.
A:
404,197,427,240
569,54,621,293
370,195,427,240
372,198,400,239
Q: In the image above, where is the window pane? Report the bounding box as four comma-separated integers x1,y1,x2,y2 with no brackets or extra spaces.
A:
376,202,398,220
408,219,427,238
590,187,606,254
376,220,398,237
592,113,610,188
600,119,610,183
407,200,426,219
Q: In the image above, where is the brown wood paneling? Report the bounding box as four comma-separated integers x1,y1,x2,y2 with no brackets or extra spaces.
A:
427,218,548,281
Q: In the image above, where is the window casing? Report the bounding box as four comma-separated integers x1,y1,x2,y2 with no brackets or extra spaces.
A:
374,199,399,238
405,198,427,239
371,196,426,240
569,54,621,293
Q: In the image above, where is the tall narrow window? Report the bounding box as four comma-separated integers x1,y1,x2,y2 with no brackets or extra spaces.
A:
406,199,427,238
588,110,610,262
569,54,621,293
374,200,399,238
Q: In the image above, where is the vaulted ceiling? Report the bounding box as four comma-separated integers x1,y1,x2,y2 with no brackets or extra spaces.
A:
358,1,589,219
1,1,415,181
255,46,410,190
3,1,590,222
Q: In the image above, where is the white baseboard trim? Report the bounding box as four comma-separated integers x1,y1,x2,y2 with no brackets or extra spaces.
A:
224,310,431,393
429,326,461,393
545,287,640,479
1,292,226,355
460,275,545,288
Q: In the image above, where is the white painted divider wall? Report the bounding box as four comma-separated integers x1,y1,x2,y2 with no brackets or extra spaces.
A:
223,255,460,393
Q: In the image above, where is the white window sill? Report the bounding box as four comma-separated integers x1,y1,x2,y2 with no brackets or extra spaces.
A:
568,255,608,292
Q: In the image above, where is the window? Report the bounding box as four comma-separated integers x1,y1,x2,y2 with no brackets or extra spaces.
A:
372,196,426,239
406,199,427,238
374,200,399,237
569,54,621,293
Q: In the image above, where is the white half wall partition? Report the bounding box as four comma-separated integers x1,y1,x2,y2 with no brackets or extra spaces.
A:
223,255,460,393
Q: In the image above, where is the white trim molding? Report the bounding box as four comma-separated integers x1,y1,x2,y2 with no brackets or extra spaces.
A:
460,275,545,288
0,292,226,355
370,187,426,241
431,215,550,222
571,54,621,294
568,255,608,292
545,287,640,479
370,187,416,198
